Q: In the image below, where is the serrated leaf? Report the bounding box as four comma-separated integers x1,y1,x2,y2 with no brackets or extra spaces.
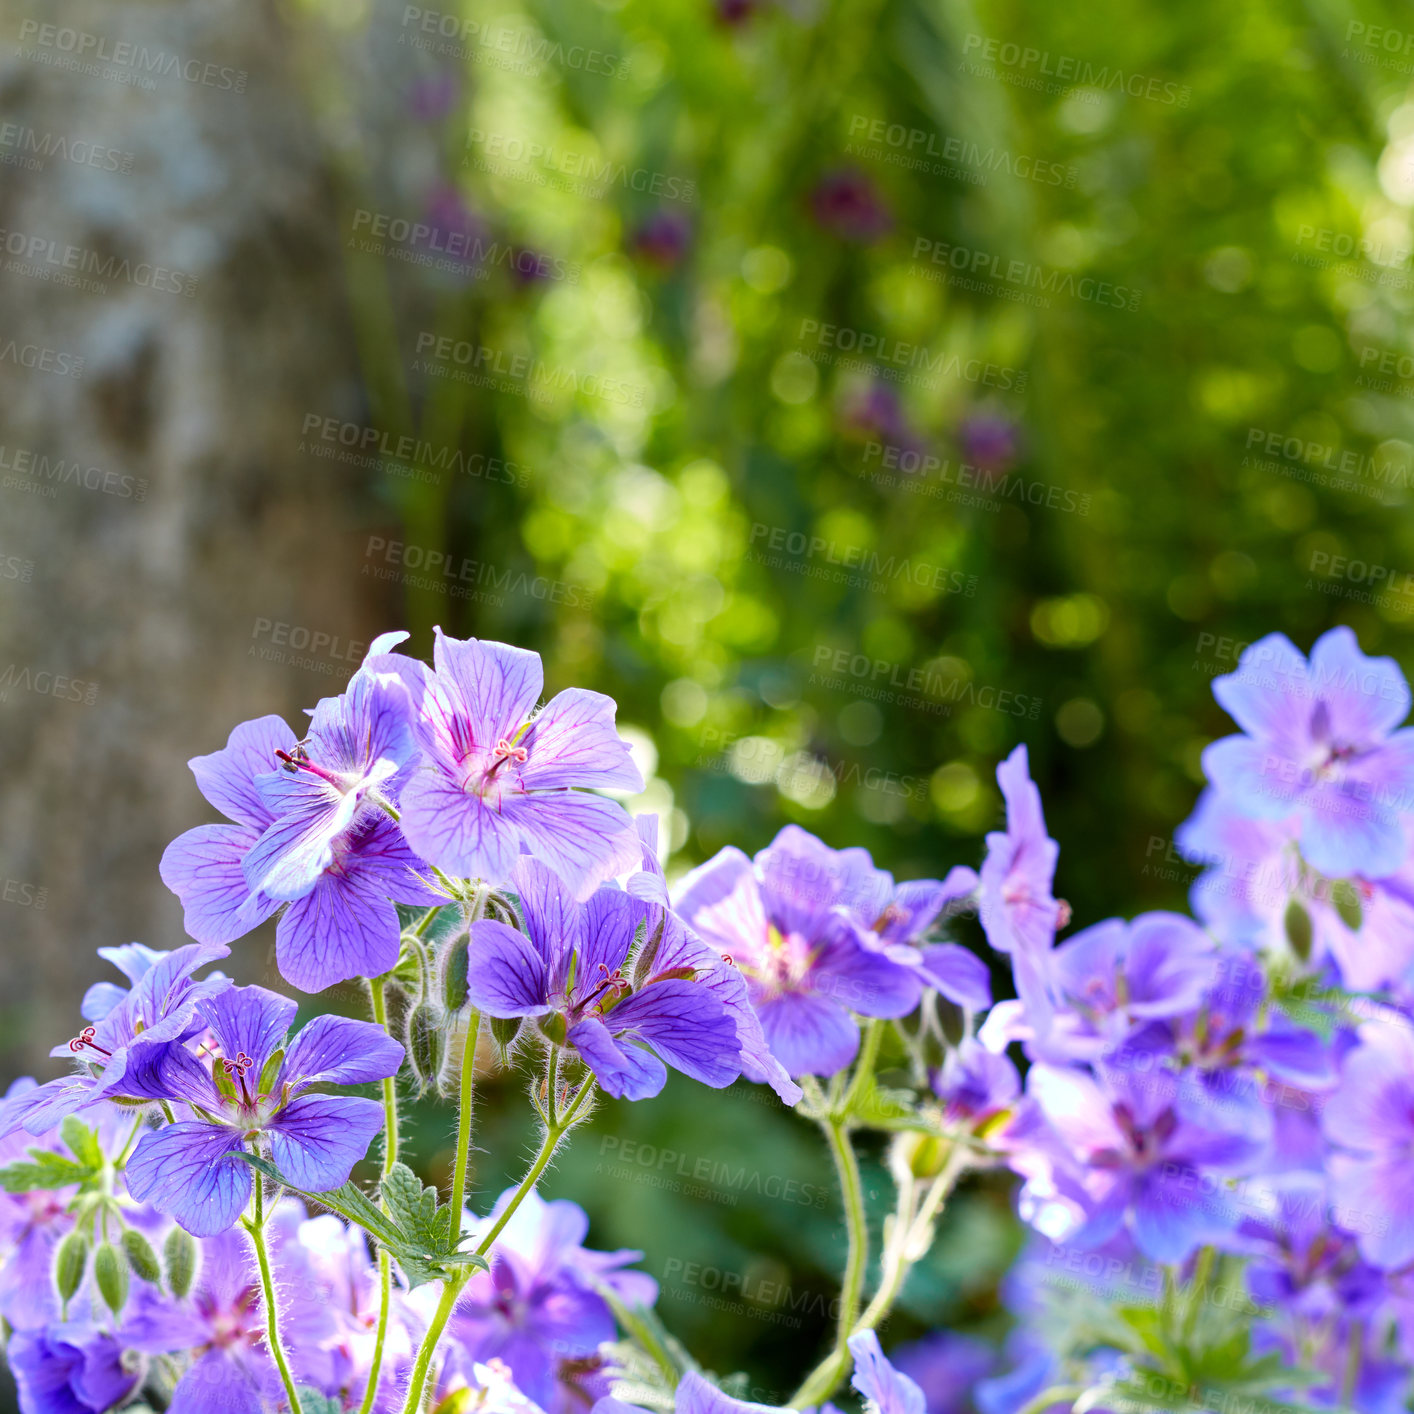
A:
237,1153,404,1249
0,1149,95,1191
381,1162,443,1247
59,1117,102,1169
294,1388,343,1414
237,1153,486,1290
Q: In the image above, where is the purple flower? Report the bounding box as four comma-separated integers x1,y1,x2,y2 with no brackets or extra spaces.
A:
0,1082,78,1333
596,1371,787,1414
673,826,924,1078
0,943,231,1139
280,1212,420,1412
241,659,418,902
808,168,891,243
1325,1020,1414,1268
7,1321,139,1414
630,210,692,269
124,1220,311,1414
124,985,402,1235
1201,627,1414,877
1023,1061,1263,1263
77,942,167,1024
889,1331,996,1414
407,73,460,122
979,747,1066,1037
958,413,1020,473
627,816,801,1105
864,868,989,1010
933,1038,1020,1133
439,1188,655,1412
1232,1173,1383,1325
464,858,742,1101
848,1330,926,1414
1037,912,1217,1061
399,631,643,899
1179,788,1414,991
162,642,440,992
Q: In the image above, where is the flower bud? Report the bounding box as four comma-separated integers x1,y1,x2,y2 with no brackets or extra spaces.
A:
93,1241,130,1315
165,1226,198,1299
891,1131,954,1181
407,1003,446,1094
121,1228,162,1285
441,933,470,1013
1284,898,1312,962
489,1014,524,1056
538,1012,567,1047
54,1230,89,1306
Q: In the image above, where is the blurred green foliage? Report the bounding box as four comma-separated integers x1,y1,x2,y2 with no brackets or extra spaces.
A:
285,0,1414,1393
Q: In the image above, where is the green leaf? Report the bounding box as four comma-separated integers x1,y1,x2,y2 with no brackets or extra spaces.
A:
237,1153,405,1249
59,1117,102,1169
237,1153,486,1290
381,1162,448,1247
0,1148,95,1192
294,1389,343,1414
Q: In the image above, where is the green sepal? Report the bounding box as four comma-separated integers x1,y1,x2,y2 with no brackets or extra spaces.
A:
257,1049,285,1096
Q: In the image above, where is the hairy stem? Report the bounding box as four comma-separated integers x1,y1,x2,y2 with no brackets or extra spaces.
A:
357,974,400,1414
791,1118,869,1407
397,1076,597,1414
855,1144,968,1333
249,1181,304,1414
448,1009,481,1233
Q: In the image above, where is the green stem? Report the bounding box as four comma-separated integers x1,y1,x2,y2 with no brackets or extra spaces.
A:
249,1181,304,1414
855,1144,968,1333
448,1009,481,1232
790,1119,869,1407
1184,1245,1215,1342
357,975,401,1414
112,1115,145,1171
838,1019,884,1117
1015,1388,1084,1414
397,1078,598,1414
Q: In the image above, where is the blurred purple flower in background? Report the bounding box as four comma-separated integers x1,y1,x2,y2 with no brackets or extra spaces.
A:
809,168,891,243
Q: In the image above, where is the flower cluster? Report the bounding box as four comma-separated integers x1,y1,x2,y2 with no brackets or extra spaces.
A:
6,625,1414,1414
